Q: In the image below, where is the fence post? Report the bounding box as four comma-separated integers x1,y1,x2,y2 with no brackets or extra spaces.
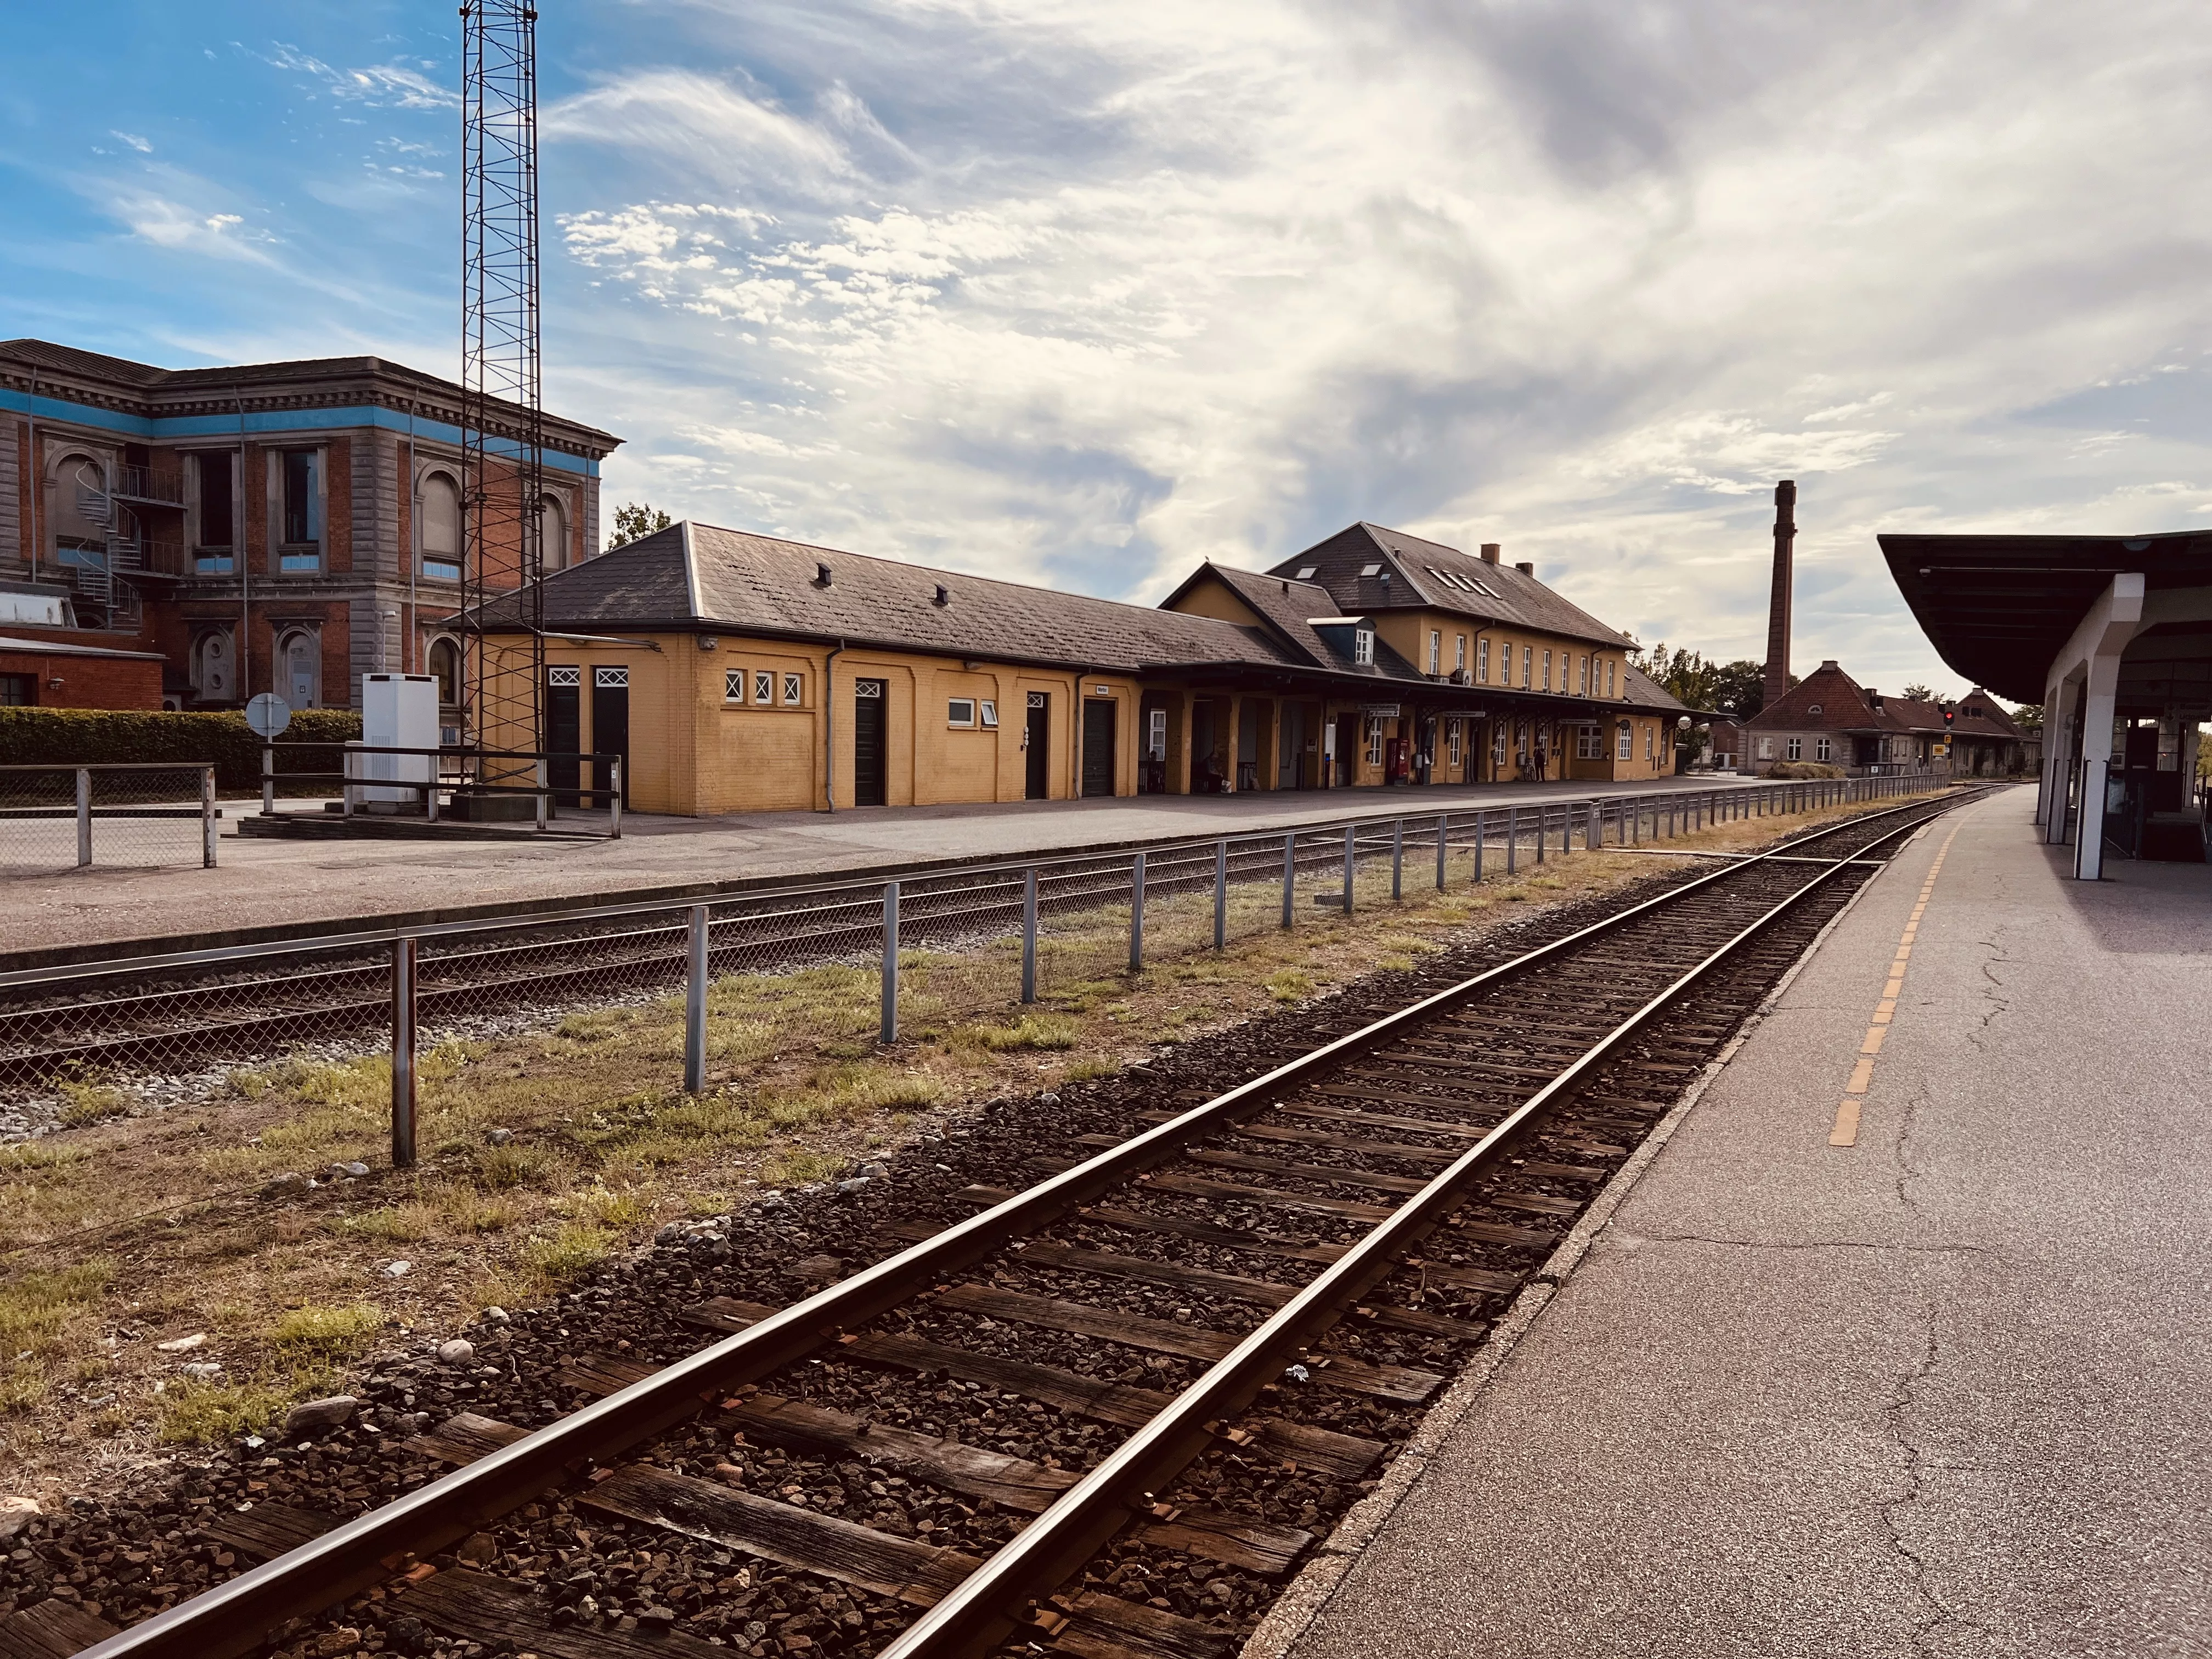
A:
1214,839,1228,950
1129,852,1147,970
684,903,709,1094
1435,813,1448,890
1506,805,1517,874
880,882,900,1045
536,758,549,833
201,766,217,868
610,760,624,838
1391,819,1404,900
1341,825,1355,913
1281,832,1295,928
1588,799,1600,851
1021,867,1040,1002
1536,803,1546,864
262,744,274,816
1474,812,1485,882
391,936,417,1170
75,768,91,867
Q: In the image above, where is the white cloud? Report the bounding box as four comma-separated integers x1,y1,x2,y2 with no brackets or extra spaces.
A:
110,130,153,154
518,1,2212,685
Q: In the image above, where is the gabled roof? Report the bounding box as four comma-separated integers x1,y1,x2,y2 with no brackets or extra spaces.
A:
1744,661,2023,738
463,522,1309,678
1160,562,1419,680
1268,522,1633,650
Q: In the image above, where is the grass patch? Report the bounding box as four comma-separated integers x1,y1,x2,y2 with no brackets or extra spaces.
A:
55,1080,129,1128
473,1143,560,1190
269,1301,383,1360
521,1222,612,1285
1266,968,1318,1003
157,1376,296,1446
755,1147,847,1189
0,1142,88,1173
957,1015,1081,1052
0,1257,112,1359
1065,1054,1121,1082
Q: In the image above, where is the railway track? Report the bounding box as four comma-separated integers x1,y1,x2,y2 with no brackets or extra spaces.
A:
25,786,1977,1659
0,792,1770,1089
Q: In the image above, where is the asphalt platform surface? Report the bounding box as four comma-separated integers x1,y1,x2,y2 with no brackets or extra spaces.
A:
0,773,1764,953
1282,786,2212,1658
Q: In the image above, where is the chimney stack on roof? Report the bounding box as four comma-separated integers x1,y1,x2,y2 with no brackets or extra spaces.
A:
1479,543,1501,564
1764,479,1797,711
1514,560,1534,575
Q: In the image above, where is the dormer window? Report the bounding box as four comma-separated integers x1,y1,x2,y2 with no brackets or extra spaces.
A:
1355,627,1374,665
1808,703,1822,715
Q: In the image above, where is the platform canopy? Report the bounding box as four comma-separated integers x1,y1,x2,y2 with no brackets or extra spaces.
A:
1879,529,2212,712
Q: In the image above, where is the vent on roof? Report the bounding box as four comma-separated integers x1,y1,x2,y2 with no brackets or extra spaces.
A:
1295,566,1317,580
1358,563,1383,577
1808,704,1822,715
933,584,950,607
813,561,832,587
1514,561,1534,576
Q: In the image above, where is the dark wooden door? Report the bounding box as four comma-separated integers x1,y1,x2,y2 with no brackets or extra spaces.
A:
1024,693,1049,800
1081,699,1116,797
854,680,888,807
546,674,582,807
591,669,629,804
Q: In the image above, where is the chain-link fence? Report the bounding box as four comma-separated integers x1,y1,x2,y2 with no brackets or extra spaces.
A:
0,771,1950,1160
0,764,217,873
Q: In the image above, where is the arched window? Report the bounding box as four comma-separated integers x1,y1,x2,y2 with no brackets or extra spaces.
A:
192,631,234,703
428,638,461,707
52,453,109,550
278,629,319,710
539,494,569,573
421,471,461,581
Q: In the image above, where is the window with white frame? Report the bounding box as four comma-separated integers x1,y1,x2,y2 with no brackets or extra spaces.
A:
1815,735,1833,762
1787,737,1803,761
1447,719,1462,766
1492,723,1508,769
1759,736,1775,759
1455,634,1466,675
1617,720,1633,760
1427,631,1441,674
1542,649,1552,691
1646,725,1655,760
724,668,744,702
1365,718,1384,766
420,471,461,582
782,673,804,706
1477,637,1491,682
1578,655,1589,695
1521,646,1532,688
1148,708,1167,760
1354,627,1375,666
1607,658,1616,697
980,699,997,727
1576,725,1602,759
947,698,977,727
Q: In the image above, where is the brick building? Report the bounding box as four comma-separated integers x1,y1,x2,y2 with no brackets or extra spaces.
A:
1742,660,2028,777
0,339,618,719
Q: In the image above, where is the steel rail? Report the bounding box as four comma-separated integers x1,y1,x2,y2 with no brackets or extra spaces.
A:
2,779,1935,994
70,791,1961,1659
874,798,1953,1656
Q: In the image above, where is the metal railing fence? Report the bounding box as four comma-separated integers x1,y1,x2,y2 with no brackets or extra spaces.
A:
0,771,1949,1164
0,764,218,873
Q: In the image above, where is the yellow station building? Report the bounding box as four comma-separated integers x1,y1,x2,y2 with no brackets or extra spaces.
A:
465,520,1688,816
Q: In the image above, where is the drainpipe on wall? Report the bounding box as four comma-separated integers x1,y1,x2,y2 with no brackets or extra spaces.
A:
823,639,846,811
236,388,250,703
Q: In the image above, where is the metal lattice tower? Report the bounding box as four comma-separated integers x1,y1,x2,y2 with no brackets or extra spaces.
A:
460,1,544,777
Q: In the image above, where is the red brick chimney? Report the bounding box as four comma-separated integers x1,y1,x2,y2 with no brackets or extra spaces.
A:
1479,543,1500,564
1763,479,1796,710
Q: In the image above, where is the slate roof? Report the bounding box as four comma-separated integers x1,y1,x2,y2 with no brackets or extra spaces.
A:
1268,522,1634,651
1745,662,2024,740
465,522,1314,678
460,521,1690,712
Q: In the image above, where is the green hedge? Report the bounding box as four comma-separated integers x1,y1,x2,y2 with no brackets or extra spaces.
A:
0,707,363,791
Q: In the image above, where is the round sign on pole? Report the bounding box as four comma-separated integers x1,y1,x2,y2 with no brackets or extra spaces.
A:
245,693,292,740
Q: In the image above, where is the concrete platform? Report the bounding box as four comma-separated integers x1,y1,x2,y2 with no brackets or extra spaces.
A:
0,772,1763,955
1271,787,2212,1659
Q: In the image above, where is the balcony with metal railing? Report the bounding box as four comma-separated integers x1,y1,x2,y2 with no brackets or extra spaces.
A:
111,464,185,506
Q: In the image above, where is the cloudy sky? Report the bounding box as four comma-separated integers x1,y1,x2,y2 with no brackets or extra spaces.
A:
5,2,2209,697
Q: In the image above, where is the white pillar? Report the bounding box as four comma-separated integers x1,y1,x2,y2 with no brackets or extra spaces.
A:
2042,673,2080,845
2074,656,2120,880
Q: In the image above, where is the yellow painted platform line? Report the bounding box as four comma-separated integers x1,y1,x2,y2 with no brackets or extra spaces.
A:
1830,823,1963,1148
